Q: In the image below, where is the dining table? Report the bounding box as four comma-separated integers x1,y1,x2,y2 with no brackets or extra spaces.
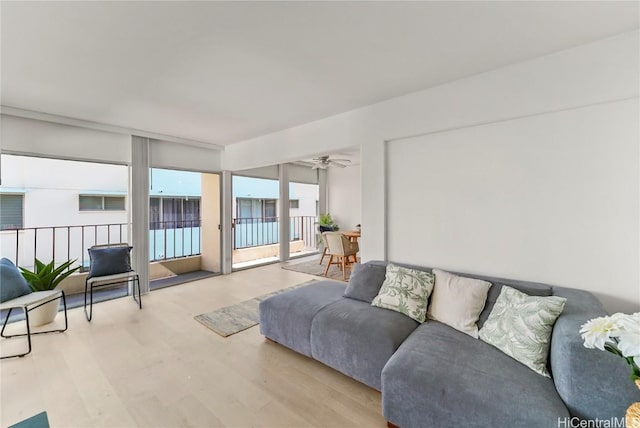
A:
343,230,361,243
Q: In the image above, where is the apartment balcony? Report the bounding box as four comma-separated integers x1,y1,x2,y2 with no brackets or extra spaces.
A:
233,215,318,268
0,215,319,312
0,220,212,316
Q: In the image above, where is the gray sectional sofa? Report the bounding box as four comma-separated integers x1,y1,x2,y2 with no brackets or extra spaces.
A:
259,261,637,428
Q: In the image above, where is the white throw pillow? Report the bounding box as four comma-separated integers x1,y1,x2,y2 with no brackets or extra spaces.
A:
478,286,566,377
426,269,492,338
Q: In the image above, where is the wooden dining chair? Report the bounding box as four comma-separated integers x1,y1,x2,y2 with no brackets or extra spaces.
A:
319,232,330,265
322,232,359,281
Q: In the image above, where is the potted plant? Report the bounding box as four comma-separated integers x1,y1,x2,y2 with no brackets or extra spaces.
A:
19,258,79,326
319,213,339,232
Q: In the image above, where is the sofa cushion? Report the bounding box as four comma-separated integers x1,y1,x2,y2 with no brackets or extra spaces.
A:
371,263,435,322
0,258,32,303
478,280,552,328
366,261,554,329
382,322,570,428
479,286,566,377
311,298,419,390
259,280,346,357
427,269,492,338
344,262,386,303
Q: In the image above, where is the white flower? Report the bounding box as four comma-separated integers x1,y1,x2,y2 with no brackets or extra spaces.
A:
608,313,629,336
617,313,640,358
580,315,619,350
618,333,640,358
618,313,640,330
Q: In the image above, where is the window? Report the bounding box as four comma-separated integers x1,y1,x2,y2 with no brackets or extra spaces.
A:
0,194,24,230
290,199,299,209
150,197,161,227
236,198,278,223
149,197,201,230
184,198,200,226
79,195,126,211
264,200,277,220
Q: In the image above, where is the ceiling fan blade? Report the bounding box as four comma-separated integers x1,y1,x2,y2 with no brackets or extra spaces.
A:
329,161,347,168
329,158,351,163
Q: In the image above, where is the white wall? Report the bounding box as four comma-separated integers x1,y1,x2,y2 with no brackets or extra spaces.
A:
222,30,639,312
388,99,638,313
328,164,361,232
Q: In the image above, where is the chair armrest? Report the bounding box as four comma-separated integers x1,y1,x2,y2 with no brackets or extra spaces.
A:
550,287,638,420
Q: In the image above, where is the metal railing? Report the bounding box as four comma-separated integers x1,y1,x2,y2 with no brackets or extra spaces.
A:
150,220,201,262
1,223,129,271
232,215,317,251
0,220,201,270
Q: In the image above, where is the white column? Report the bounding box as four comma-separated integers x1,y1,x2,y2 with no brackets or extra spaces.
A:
279,164,290,261
131,136,150,293
318,169,328,215
220,170,233,274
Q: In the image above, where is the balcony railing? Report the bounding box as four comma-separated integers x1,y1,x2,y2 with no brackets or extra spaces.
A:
150,220,201,262
1,216,315,270
232,215,317,251
0,220,202,271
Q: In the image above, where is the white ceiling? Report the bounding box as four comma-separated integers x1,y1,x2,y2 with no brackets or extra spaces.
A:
2,1,638,147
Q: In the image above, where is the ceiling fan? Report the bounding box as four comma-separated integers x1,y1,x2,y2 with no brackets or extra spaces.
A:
310,155,351,169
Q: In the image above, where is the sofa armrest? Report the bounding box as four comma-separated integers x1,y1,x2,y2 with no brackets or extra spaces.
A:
550,287,638,421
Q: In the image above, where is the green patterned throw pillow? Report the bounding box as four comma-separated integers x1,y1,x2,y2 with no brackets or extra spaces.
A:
371,263,435,323
478,286,566,377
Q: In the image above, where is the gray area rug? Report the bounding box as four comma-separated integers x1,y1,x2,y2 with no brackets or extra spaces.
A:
194,280,317,337
281,256,354,282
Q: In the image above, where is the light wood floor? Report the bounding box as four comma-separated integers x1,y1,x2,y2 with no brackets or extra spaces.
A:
0,262,385,428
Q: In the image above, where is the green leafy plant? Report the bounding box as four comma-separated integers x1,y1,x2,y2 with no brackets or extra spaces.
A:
319,213,334,227
19,258,80,292
319,213,339,231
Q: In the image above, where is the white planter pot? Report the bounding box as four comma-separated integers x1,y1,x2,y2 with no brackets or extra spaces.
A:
28,299,60,327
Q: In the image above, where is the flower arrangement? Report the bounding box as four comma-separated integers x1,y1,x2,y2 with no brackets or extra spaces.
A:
580,312,640,382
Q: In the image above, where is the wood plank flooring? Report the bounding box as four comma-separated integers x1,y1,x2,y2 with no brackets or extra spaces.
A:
0,262,385,428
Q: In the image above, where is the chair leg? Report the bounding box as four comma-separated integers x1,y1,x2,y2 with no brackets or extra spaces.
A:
319,247,328,264
324,255,333,277
341,256,347,281
132,275,142,309
1,307,14,339
21,309,32,359
84,278,91,321
84,279,94,322
58,291,68,333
